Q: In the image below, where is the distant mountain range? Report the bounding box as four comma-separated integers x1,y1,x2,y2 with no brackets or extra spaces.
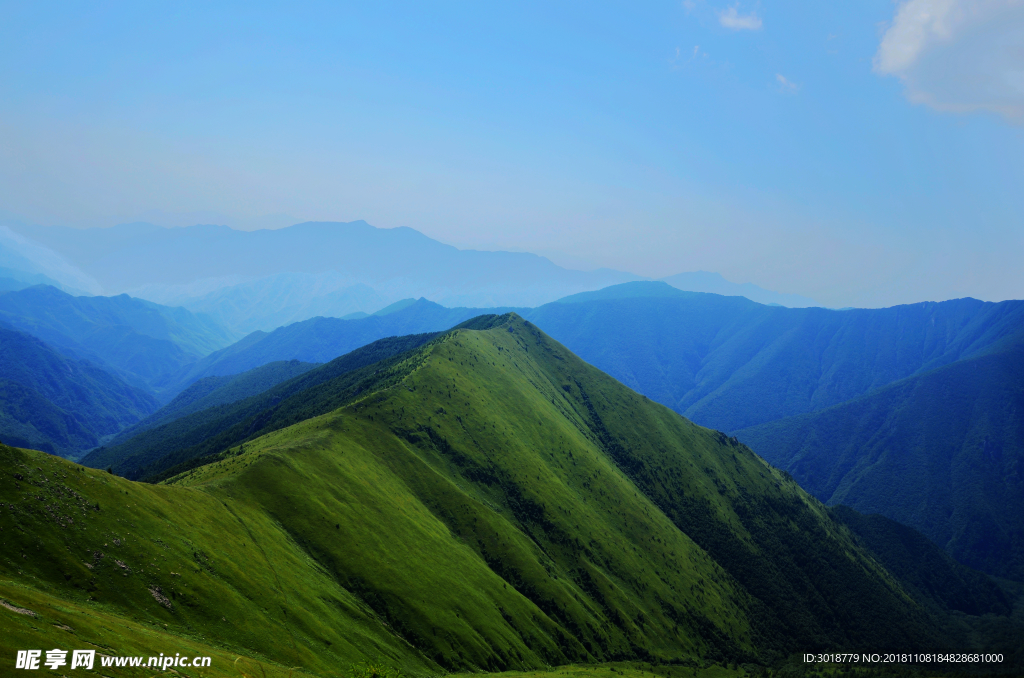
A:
0,285,239,395
8,220,642,315
109,359,318,445
5,220,821,332
526,282,1024,431
0,224,100,294
660,271,819,308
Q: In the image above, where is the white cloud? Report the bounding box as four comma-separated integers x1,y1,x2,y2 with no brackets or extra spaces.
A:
776,73,799,92
719,5,762,30
875,0,1024,122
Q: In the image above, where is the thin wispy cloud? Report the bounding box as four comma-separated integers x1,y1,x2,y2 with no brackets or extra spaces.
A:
776,74,799,92
874,0,1024,123
670,45,706,70
719,5,762,31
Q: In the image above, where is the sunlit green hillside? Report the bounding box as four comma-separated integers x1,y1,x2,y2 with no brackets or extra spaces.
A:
1,315,960,676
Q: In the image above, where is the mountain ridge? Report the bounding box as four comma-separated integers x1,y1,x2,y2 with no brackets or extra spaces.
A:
6,314,990,678
524,286,1024,432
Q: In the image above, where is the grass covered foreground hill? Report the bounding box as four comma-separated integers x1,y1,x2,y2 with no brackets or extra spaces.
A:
736,342,1024,581
2,314,995,678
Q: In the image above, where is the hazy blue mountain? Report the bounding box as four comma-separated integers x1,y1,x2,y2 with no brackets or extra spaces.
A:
661,271,820,308
151,273,387,334
0,325,158,457
736,342,1024,580
524,282,1024,432
0,285,239,395
166,298,526,391
8,222,829,335
108,359,318,444
0,224,100,295
184,278,385,333
11,221,642,309
0,268,68,291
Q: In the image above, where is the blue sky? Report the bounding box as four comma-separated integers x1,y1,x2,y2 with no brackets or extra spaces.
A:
1,0,1022,307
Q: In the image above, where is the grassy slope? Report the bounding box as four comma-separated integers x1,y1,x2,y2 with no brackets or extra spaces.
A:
736,345,1024,581
0,444,417,678
165,316,947,658
1,315,962,677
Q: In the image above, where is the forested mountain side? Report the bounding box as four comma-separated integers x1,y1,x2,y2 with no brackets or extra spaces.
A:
0,325,158,457
737,342,1024,581
524,282,1024,432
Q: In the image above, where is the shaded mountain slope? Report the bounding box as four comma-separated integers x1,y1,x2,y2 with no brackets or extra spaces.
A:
1,315,969,678
829,506,1010,618
523,282,1024,432
109,359,319,444
0,379,97,456
736,343,1024,580
0,285,238,394
168,298,524,392
82,333,441,479
0,325,158,457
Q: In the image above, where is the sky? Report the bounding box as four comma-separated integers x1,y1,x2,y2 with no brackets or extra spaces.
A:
1,0,1023,308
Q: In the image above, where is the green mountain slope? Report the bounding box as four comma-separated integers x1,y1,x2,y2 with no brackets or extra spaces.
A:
736,344,1024,580
524,282,1024,432
82,333,440,479
0,285,239,394
0,325,158,457
109,359,319,444
10,313,991,678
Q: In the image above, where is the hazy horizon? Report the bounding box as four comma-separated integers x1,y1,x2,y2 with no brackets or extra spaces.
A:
3,1,1023,308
